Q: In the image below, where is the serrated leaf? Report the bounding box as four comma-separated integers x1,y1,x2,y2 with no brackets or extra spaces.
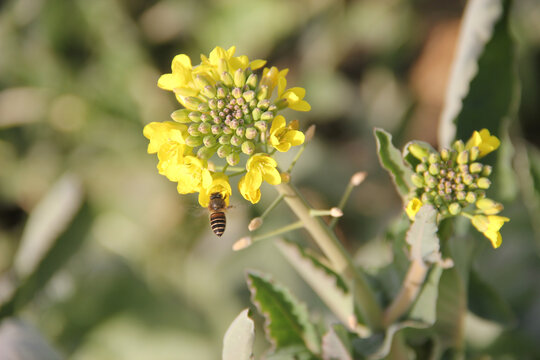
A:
467,269,515,326
405,205,440,265
439,0,517,147
222,309,255,360
322,325,352,360
276,240,353,329
408,265,444,325
374,128,414,199
246,271,320,355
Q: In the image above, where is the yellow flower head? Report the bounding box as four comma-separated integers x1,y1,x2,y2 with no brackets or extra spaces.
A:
470,215,510,248
260,66,289,97
405,198,423,221
175,156,213,194
198,172,232,207
279,87,311,112
239,170,263,204
269,116,305,152
239,154,282,204
465,129,500,158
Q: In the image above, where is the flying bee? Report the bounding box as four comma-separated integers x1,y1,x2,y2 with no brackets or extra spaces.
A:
208,192,227,237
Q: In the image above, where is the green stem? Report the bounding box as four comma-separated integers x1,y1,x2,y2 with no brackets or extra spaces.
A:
252,221,304,242
287,144,306,173
275,182,383,330
329,179,355,229
260,194,285,220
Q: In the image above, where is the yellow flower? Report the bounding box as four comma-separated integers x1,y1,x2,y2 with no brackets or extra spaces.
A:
269,116,305,152
198,172,232,207
470,215,510,248
239,154,282,204
405,198,423,221
175,156,213,194
475,198,503,215
157,54,199,100
260,66,289,96
279,87,311,112
198,46,266,80
466,129,500,157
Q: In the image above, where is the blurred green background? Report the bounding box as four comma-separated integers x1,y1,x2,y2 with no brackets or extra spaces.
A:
0,0,539,358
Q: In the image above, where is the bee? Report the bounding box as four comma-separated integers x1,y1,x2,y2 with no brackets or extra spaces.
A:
208,192,227,237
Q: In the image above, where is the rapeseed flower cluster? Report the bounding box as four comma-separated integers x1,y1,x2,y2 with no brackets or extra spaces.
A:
405,129,509,248
144,46,308,207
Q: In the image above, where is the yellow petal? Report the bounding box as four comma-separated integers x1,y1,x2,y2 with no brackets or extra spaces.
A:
405,198,422,221
270,115,286,135
262,167,281,185
250,59,267,70
171,54,192,72
157,74,180,90
466,129,500,157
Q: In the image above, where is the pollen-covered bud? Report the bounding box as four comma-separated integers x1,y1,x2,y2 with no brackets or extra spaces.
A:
411,173,425,188
186,135,203,147
241,141,255,155
477,177,491,189
203,135,216,148
188,124,200,136
465,192,477,204
457,150,469,165
226,152,240,166
246,73,258,89
453,140,465,152
428,163,440,176
469,162,483,174
217,145,231,158
234,68,246,87
171,109,190,123
408,143,430,160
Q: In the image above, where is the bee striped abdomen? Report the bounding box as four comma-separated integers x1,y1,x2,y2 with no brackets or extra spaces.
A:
210,212,226,237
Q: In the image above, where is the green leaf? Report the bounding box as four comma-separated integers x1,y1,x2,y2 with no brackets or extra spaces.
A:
407,265,444,325
321,325,352,360
438,0,518,147
374,128,414,199
467,269,515,326
405,205,441,265
275,240,353,329
246,271,320,355
222,309,255,360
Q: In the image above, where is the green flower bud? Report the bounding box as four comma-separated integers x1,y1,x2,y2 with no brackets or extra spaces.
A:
428,163,440,176
171,109,191,123
261,111,274,121
232,87,242,99
236,126,245,137
476,198,503,214
252,108,262,121
197,146,215,160
440,148,450,161
408,143,430,160
246,73,258,89
465,192,477,204
452,140,465,152
456,150,469,165
477,177,491,189
424,174,437,188
211,125,221,135
411,173,425,188
241,141,255,155
203,135,216,148
226,152,240,166
416,163,428,173
257,85,269,100
421,192,433,203
186,135,203,147
200,114,211,122
482,165,492,177
456,191,466,201
188,124,200,136
469,162,483,174
462,174,474,185
222,126,233,135
469,146,480,161
254,120,267,132
243,90,255,102
245,127,258,140
216,87,227,99
219,135,231,145
428,152,441,164
217,145,231,158
243,114,253,124
201,85,217,99
257,99,270,110
234,68,246,87
230,135,242,147
221,72,234,87
208,99,217,110
184,96,202,110
194,75,211,91
198,122,211,134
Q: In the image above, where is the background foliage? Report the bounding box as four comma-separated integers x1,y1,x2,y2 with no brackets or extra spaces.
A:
0,0,539,358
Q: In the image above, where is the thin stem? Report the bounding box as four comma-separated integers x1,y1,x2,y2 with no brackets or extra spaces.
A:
228,170,247,178
221,163,229,173
287,144,306,173
275,182,383,330
382,260,428,327
329,181,355,229
260,194,285,220
252,221,304,242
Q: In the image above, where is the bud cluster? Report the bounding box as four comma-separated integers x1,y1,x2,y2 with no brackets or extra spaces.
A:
173,68,282,166
408,140,494,217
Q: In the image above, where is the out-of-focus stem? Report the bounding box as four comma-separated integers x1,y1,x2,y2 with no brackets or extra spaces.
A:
382,260,428,327
275,182,383,330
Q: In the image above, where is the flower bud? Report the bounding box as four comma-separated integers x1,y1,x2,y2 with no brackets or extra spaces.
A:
216,88,227,99
453,140,465,152
257,85,268,100
476,198,503,215
243,90,255,102
477,177,491,189
194,75,211,90
230,135,242,147
421,192,433,203
246,73,258,89
448,203,461,215
254,120,267,132
217,145,231,158
465,192,477,204
221,72,234,87
411,173,425,188
211,124,221,135
482,165,492,177
241,141,255,155
462,174,474,185
469,162,483,174
456,150,469,165
234,68,246,87
226,152,240,166
198,122,211,134
230,119,239,129
257,99,270,110
245,127,258,140
188,111,202,122
201,85,216,99
261,111,274,121
236,126,245,137
208,99,217,110
217,59,228,76
416,163,427,173
186,135,202,147
408,143,430,160
440,148,450,161
203,135,216,148
170,109,191,123
222,126,233,135
456,191,466,201
232,87,242,99
188,124,200,136
218,135,231,145
428,163,440,176
424,173,437,188
469,146,480,161
252,108,262,121
184,96,202,110
248,217,263,231
197,146,215,159
243,114,253,124
428,153,441,164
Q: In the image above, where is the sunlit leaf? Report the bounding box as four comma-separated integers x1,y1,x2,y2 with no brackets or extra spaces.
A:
246,271,320,356
374,128,414,199
405,205,440,265
222,308,255,360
